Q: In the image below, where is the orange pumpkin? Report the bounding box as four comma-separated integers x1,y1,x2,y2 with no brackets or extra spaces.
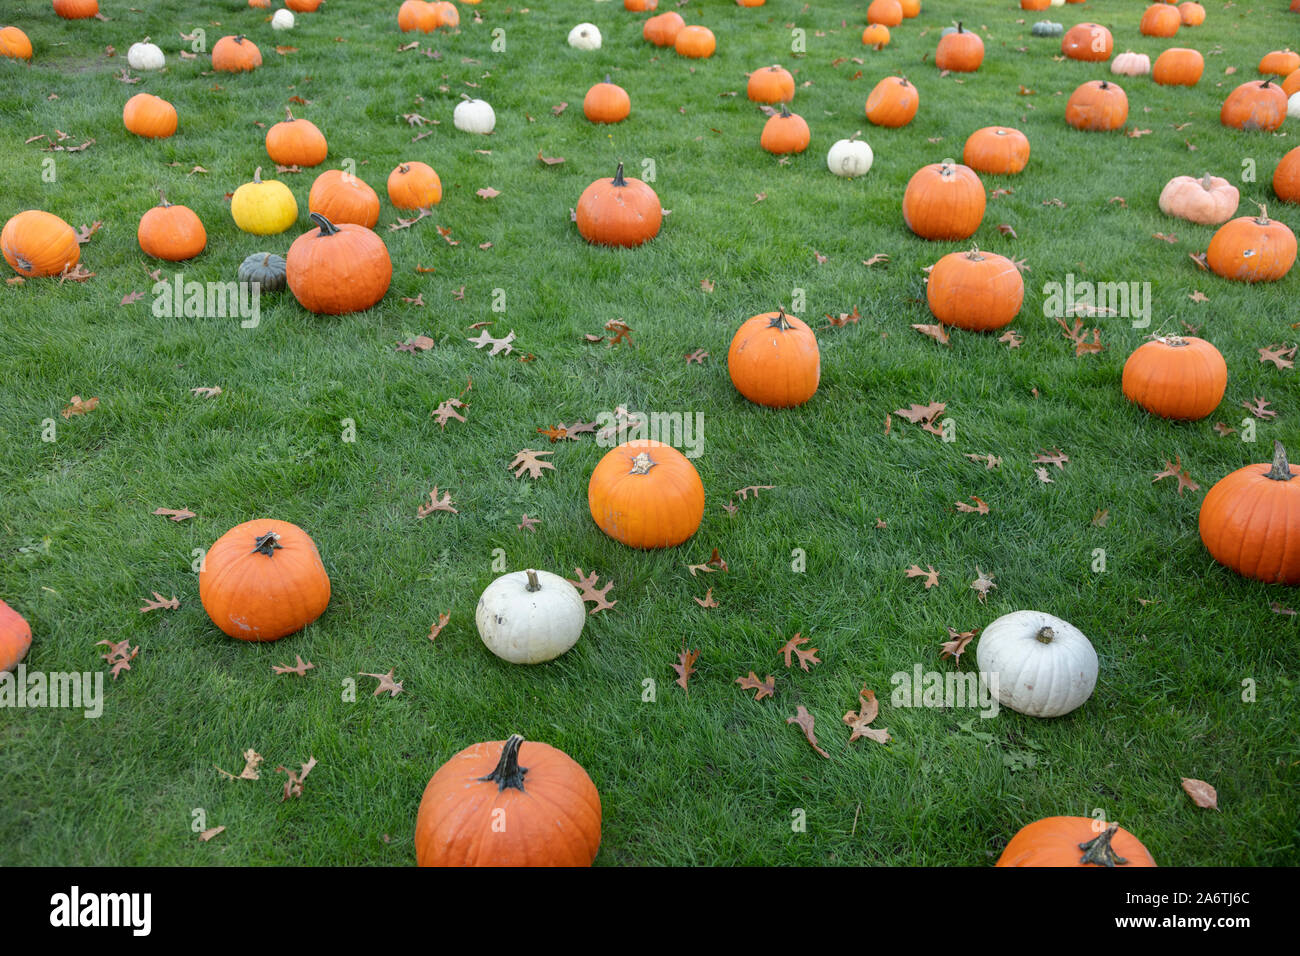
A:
1178,1,1205,25
1206,205,1296,282
212,35,262,73
122,93,178,139
861,24,890,48
583,75,631,124
1283,68,1300,97
138,193,207,261
398,0,437,32
674,25,715,58
1273,147,1300,204
898,0,921,15
1221,79,1287,131
1065,80,1129,132
0,599,32,674
198,519,330,642
1121,336,1226,420
1020,0,1050,9
0,26,33,61
727,308,820,408
286,213,393,314
902,160,985,240
1,210,79,277
866,0,903,27
643,11,684,46
265,108,328,168
736,0,765,6
387,162,442,209
286,0,323,11
1152,47,1203,86
249,0,271,7
588,440,704,549
308,169,381,229
1200,441,1300,585
865,75,919,128
1139,3,1181,37
747,65,795,103
624,0,658,9
1061,23,1113,62
935,22,984,72
760,104,810,154
430,1,459,29
1259,49,1300,76
415,735,601,867
52,0,98,18
576,162,662,248
998,819,1157,868
926,247,1023,331
962,126,1029,175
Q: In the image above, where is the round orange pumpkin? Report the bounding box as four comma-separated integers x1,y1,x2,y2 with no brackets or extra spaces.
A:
998,818,1157,867
1139,3,1181,37
198,519,330,642
122,93,178,139
53,0,98,19
747,65,795,103
926,248,1023,331
576,162,662,248
865,75,918,128
588,440,704,549
212,35,262,73
0,26,33,61
962,127,1029,175
643,11,684,46
1206,205,1296,282
286,0,322,11
1200,441,1300,585
1152,47,1203,86
138,193,207,261
936,22,984,72
415,735,601,867
286,213,393,314
861,24,890,48
387,161,441,209
584,75,631,123
1066,79,1129,132
727,308,820,408
308,169,381,229
1121,336,1226,420
1061,23,1113,62
866,0,903,27
1221,79,1287,131
674,25,715,58
1178,1,1205,25
0,599,32,674
1,210,79,278
265,108,328,168
760,104,810,155
1273,147,1300,204
902,160,985,240
1260,49,1300,76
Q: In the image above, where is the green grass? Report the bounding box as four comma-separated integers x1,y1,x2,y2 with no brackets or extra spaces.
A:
1,0,1297,866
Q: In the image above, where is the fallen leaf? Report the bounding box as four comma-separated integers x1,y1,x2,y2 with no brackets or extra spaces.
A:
198,826,225,843
966,453,1001,470
1258,345,1296,370
417,487,457,517
567,568,617,615
969,567,997,602
139,592,179,613
939,627,978,663
74,221,103,244
955,496,990,515
1092,509,1111,527
537,151,565,165
358,668,404,698
905,564,940,589
1242,396,1277,420
152,507,196,522
778,632,821,671
694,588,719,609
734,484,775,501
684,348,709,364
431,397,467,429
912,323,950,346
1153,232,1178,244
843,687,891,744
396,335,436,353
190,386,221,399
1181,777,1218,810
508,448,555,480
428,612,451,640
277,757,317,801
476,186,500,199
468,327,516,356
997,223,1018,239
1213,422,1236,437
736,672,775,701
1034,448,1069,470
551,102,568,116
1189,290,1209,303
787,706,830,759
672,648,700,693
862,253,890,267
1152,457,1200,495
215,749,263,781
272,655,315,676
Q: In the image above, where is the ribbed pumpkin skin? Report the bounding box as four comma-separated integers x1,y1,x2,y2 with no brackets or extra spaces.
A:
308,170,381,228
1139,3,1181,37
1207,211,1297,282
926,250,1023,331
1061,23,1112,61
122,93,177,139
1,210,80,277
588,440,704,549
727,310,820,407
576,164,662,248
998,817,1157,867
198,519,330,642
230,170,298,236
1152,47,1203,86
0,26,34,60
138,200,207,261
1275,147,1300,203
0,599,32,673
747,65,794,103
1121,336,1226,420
212,35,262,72
760,109,810,154
415,736,601,867
286,215,392,314
1066,80,1129,131
265,113,328,167
1199,444,1300,585
387,162,441,209
583,79,631,123
902,162,985,240
865,75,918,127
962,127,1030,175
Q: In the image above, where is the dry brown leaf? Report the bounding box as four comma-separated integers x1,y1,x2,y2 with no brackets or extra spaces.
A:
428,611,451,640
905,564,940,589
417,486,457,517
277,757,317,801
955,496,990,515
1153,457,1200,495
272,655,315,677
468,327,515,355
216,748,264,781
843,687,891,744
152,507,196,522
1181,777,1218,810
736,672,775,701
939,627,977,663
778,632,821,671
139,591,179,613
198,826,225,842
970,567,997,602
912,323,950,346
508,448,555,480
358,668,404,698
567,568,617,614
694,588,719,609
1258,345,1296,370
672,648,700,693
787,706,830,758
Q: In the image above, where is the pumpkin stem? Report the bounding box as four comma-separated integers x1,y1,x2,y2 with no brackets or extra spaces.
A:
630,451,657,474
284,106,295,122
955,21,964,33
1077,823,1130,867
1199,173,1213,190
768,307,793,330
967,243,984,261
612,161,627,187
1266,440,1294,481
158,189,172,208
251,531,283,556
525,569,541,592
309,212,342,236
778,103,792,118
1035,626,1055,645
398,163,410,173
1253,201,1271,224
604,73,612,84
252,165,264,184
479,734,529,792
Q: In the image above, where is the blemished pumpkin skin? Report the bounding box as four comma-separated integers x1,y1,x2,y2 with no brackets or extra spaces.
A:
643,11,685,47
1152,47,1203,86
1158,173,1238,225
583,76,631,124
1206,205,1297,282
0,26,34,61
1274,147,1300,203
265,108,328,168
0,599,32,674
998,819,1157,868
286,213,393,315
230,167,298,236
866,0,903,27
576,162,662,248
962,127,1029,175
53,0,98,19
727,308,821,408
747,65,795,104
387,162,441,209
861,24,890,48
902,160,985,240
1260,49,1300,76
198,519,330,642
588,440,704,549
1065,80,1129,132
415,735,601,867
1139,3,1180,37
430,1,459,29
1221,80,1287,131
122,93,177,139
138,193,207,261
308,169,381,229
674,25,716,59
926,248,1023,331
865,75,919,128
1,210,80,277
760,104,810,154
935,23,984,72
212,35,262,73
1178,1,1205,26
1121,336,1226,421
1061,23,1112,62
1200,441,1300,585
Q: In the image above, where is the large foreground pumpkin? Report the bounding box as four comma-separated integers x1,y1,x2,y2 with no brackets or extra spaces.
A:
902,160,985,240
198,519,330,641
1121,335,1225,420
727,308,820,407
576,162,662,247
286,213,392,313
997,818,1157,867
1,210,79,277
415,734,601,866
1199,441,1300,585
588,440,704,549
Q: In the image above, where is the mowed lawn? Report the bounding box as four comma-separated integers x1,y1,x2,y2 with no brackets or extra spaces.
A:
1,0,1297,866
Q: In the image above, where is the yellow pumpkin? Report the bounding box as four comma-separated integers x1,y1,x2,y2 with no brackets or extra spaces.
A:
230,167,298,235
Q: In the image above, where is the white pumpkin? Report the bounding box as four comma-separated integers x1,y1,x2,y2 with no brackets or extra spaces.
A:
827,138,874,177
1111,51,1151,76
126,40,165,71
453,98,496,134
475,569,586,664
272,9,295,31
568,23,602,50
1049,0,1066,6
976,610,1098,718
1289,91,1300,120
